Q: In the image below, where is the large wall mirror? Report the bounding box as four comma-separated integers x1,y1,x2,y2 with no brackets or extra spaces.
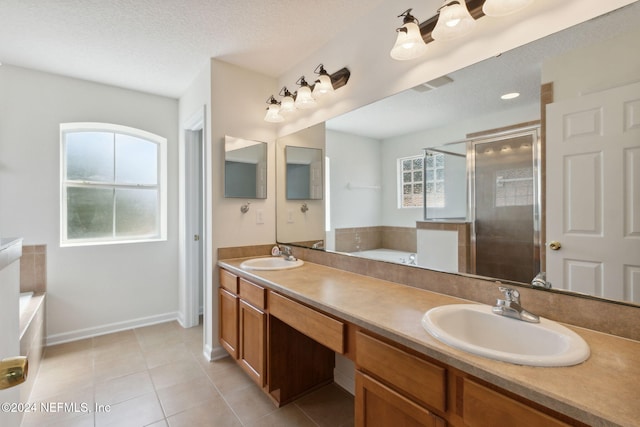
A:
276,2,640,307
224,135,267,199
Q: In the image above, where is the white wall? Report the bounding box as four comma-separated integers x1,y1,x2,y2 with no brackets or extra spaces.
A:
326,130,382,236
0,65,179,344
542,26,640,102
208,59,277,358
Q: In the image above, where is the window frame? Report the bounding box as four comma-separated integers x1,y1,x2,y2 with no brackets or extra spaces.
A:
424,152,446,209
398,153,446,210
397,155,425,209
59,122,168,247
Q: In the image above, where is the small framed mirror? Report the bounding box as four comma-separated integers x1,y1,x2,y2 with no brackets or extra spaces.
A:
285,146,323,200
224,135,267,199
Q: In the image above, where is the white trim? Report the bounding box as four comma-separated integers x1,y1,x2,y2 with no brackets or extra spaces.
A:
179,107,206,329
205,344,230,362
45,311,179,346
59,122,168,247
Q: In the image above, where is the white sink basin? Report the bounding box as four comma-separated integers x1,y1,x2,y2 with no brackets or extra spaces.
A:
421,304,590,367
240,257,304,271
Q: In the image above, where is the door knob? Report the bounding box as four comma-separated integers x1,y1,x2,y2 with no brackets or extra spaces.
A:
0,356,28,390
549,241,562,251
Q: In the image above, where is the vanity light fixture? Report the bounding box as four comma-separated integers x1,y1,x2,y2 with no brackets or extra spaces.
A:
432,0,476,41
390,9,428,61
482,0,535,17
312,64,335,98
294,76,317,109
263,65,350,123
279,87,296,115
264,96,284,123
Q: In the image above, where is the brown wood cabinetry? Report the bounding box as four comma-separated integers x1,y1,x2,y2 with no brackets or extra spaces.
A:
269,291,346,353
218,287,238,359
218,269,337,406
356,371,446,427
460,378,573,427
219,267,586,426
356,331,446,413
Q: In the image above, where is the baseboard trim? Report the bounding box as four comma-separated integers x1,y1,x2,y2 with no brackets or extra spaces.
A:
45,311,180,346
205,344,228,362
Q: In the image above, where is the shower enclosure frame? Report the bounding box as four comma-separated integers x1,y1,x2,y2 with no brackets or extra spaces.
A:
466,125,542,280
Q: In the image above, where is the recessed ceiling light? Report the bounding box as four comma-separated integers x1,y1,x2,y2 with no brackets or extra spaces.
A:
501,92,520,100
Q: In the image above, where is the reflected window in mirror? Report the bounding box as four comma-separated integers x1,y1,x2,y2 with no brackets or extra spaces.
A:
285,146,323,200
224,136,267,199
399,155,426,209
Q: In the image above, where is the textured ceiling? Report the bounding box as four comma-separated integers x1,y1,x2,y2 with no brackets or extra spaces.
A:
0,0,386,98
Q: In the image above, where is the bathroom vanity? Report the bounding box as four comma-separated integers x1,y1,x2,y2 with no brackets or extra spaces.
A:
218,258,639,427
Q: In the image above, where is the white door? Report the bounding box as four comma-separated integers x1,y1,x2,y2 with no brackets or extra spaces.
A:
546,81,640,302
0,258,22,427
184,128,204,327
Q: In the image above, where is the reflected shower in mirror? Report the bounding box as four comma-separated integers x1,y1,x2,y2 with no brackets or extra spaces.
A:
224,136,267,199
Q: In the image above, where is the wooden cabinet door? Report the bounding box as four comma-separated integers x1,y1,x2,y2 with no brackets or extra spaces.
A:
355,372,446,427
219,288,239,359
239,299,266,386
462,378,570,427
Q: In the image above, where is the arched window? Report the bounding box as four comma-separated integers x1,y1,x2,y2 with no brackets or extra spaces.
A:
60,123,167,246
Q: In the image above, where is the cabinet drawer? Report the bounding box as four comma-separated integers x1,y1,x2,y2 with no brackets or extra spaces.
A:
269,291,345,354
356,372,446,427
220,269,238,294
356,331,447,413
239,278,266,310
462,378,570,427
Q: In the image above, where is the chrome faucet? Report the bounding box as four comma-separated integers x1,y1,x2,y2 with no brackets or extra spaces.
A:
279,245,297,261
492,286,540,323
531,271,552,289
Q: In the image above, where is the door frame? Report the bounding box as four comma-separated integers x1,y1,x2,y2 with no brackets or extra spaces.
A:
180,107,206,328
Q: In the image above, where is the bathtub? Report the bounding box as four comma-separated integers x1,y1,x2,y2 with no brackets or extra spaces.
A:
19,291,34,313
350,249,418,265
19,291,45,404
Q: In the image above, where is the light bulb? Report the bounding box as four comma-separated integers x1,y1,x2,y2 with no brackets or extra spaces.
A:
295,85,316,109
264,103,284,123
312,74,334,98
390,21,427,60
432,0,476,41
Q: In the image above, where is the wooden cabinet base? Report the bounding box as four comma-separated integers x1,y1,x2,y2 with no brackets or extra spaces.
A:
356,372,446,427
268,315,335,406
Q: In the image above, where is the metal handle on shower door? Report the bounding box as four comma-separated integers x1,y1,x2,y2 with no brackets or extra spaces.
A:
549,241,562,251
0,356,28,390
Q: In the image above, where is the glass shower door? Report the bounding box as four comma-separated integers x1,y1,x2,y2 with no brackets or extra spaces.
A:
471,129,540,284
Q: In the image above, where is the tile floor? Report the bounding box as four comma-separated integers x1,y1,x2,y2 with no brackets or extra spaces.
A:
21,321,354,427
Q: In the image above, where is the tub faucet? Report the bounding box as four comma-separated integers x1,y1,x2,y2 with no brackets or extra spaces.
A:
492,286,539,323
531,271,552,289
279,245,297,261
